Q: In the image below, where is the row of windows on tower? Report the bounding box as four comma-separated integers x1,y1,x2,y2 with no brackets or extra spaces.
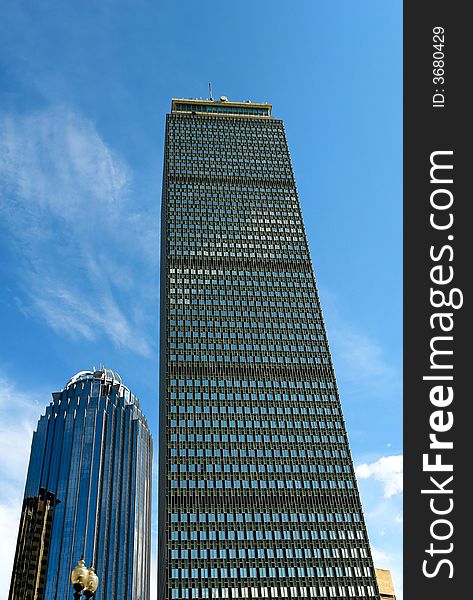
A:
168,288,317,300
168,242,307,254
168,526,366,542
168,152,289,162
167,429,346,448
168,224,303,239
169,479,355,491
169,323,324,335
168,216,301,232
168,423,343,437
168,247,307,259
168,147,287,158
169,341,326,353
170,512,362,524
170,447,346,458
169,395,338,411
168,125,283,139
169,312,323,324
169,398,340,412
168,213,303,229
167,221,302,236
169,462,351,474
168,232,306,244
168,119,284,137
168,168,292,179
169,322,323,336
170,545,368,561
168,378,335,390
169,355,331,366
168,312,325,329
166,314,326,330
167,439,350,462
168,209,301,221
168,583,378,599
167,164,292,176
167,182,294,194
168,270,315,283
167,138,287,153
169,227,303,239
169,337,326,352
167,206,301,223
169,398,337,410
170,565,373,580
169,294,317,307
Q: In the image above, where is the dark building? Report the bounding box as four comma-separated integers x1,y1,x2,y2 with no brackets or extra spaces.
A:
9,488,58,600
9,369,153,600
159,97,380,600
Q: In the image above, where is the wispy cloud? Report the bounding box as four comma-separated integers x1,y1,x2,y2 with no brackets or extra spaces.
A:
330,324,395,383
356,454,403,498
0,373,44,589
317,286,398,395
0,107,158,355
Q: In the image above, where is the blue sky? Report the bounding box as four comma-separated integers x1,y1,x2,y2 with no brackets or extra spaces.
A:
0,1,402,597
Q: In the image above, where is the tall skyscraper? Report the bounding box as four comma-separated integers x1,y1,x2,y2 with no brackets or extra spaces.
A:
9,369,153,600
159,97,380,600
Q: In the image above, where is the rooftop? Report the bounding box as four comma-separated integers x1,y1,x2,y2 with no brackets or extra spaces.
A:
64,368,123,389
171,96,273,118
58,368,139,408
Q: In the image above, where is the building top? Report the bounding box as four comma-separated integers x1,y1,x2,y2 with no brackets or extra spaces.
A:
64,368,123,389
54,368,141,410
171,97,273,118
375,568,396,599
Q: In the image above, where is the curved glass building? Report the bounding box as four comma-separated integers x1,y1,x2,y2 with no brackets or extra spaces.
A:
9,369,152,600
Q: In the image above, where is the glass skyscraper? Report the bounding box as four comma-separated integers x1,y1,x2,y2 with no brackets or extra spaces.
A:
9,368,152,600
159,97,380,600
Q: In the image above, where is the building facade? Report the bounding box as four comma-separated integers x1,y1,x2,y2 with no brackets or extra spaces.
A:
9,369,153,600
375,569,396,600
159,97,380,600
8,488,58,600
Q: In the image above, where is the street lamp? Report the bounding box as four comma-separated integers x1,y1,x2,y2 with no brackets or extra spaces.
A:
83,568,99,600
71,560,99,600
71,560,88,600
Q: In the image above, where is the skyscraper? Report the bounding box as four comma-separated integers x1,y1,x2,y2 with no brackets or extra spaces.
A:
159,97,380,600
9,369,153,600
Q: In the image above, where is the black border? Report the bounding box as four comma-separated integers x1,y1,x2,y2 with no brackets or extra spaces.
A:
404,4,469,598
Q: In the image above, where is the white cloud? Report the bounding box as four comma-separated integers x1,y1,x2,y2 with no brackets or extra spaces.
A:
0,108,128,216
356,454,403,498
371,545,390,565
355,454,403,600
0,107,158,356
0,374,44,595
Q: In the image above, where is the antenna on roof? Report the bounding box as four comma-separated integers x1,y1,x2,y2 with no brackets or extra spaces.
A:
209,81,213,101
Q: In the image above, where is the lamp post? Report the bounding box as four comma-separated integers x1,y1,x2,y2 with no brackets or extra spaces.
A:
83,567,99,600
71,560,88,600
71,560,99,600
